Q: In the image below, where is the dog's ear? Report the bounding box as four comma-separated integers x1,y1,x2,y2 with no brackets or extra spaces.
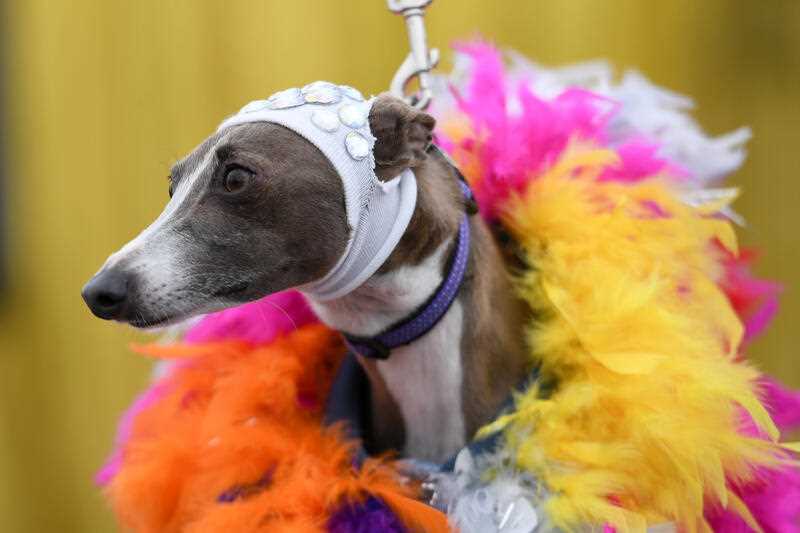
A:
369,94,436,181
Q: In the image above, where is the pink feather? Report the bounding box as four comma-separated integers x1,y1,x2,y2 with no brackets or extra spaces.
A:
184,290,318,345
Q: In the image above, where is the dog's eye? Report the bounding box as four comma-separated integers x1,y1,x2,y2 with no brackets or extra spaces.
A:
168,181,174,198
223,167,252,194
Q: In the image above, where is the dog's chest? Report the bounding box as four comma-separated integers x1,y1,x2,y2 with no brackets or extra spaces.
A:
307,240,467,462
374,301,466,461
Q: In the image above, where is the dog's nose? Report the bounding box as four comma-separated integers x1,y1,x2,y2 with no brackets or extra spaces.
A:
82,269,129,320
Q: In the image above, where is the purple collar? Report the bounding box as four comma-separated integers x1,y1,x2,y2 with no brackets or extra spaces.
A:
343,177,474,360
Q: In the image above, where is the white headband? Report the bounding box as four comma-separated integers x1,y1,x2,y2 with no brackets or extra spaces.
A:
218,82,418,301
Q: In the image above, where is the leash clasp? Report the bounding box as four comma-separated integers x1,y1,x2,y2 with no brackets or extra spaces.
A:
387,0,439,110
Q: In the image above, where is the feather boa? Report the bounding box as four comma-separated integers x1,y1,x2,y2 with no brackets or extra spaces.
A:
98,41,799,532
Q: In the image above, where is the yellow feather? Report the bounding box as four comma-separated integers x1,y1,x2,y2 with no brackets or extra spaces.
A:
485,145,785,530
782,442,800,454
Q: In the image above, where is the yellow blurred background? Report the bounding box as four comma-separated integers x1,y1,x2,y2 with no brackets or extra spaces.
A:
0,0,797,531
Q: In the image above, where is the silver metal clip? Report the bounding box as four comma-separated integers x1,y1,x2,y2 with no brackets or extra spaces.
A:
387,0,439,109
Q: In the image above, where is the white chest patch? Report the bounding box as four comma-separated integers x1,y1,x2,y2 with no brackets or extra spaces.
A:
377,301,466,461
308,239,467,462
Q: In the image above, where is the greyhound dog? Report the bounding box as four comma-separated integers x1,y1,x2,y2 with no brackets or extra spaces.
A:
82,87,529,463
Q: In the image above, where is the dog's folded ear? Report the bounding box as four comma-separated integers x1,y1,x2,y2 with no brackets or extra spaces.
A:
369,94,436,181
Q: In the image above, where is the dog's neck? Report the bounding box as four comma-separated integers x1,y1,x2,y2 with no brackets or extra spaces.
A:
308,151,530,462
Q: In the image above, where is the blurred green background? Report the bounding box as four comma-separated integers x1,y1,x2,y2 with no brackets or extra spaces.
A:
0,0,797,531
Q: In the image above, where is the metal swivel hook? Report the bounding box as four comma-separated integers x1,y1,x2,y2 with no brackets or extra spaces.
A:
387,0,439,109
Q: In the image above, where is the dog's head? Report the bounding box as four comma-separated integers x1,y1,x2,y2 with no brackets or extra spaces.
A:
82,93,434,328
